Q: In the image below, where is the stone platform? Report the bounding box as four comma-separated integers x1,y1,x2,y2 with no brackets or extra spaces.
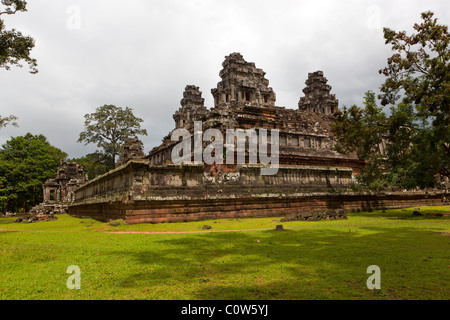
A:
68,160,448,224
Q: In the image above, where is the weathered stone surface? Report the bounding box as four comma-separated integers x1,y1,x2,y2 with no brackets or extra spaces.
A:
117,137,145,167
211,52,276,108
41,161,88,205
298,71,338,115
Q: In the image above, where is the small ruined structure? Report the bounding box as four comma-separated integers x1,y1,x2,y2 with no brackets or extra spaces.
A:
117,137,145,167
29,161,88,217
43,161,88,203
68,53,449,224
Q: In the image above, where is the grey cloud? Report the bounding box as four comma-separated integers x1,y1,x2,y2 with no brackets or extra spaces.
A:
0,0,448,158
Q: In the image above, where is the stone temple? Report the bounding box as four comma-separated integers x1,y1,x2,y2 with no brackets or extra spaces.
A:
68,53,448,224
148,52,363,172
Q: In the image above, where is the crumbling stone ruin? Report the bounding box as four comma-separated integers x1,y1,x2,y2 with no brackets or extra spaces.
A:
25,161,88,221
117,137,145,167
43,161,88,204
68,53,449,224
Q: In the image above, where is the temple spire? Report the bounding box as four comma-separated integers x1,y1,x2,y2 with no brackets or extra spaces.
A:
211,52,276,108
298,71,338,115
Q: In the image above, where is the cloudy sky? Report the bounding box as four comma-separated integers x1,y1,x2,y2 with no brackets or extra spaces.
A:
0,0,448,159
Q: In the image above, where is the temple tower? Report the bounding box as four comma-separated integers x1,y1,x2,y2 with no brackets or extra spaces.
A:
298,71,338,115
173,85,208,129
211,52,276,108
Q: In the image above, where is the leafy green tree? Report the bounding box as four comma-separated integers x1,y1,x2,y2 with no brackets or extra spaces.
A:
379,11,449,126
379,11,449,182
332,11,449,190
78,105,147,169
0,175,7,212
0,133,67,212
70,151,113,180
0,114,18,129
332,91,387,161
332,91,390,190
0,0,37,73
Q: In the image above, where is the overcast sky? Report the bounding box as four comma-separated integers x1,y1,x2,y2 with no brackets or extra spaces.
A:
0,0,448,159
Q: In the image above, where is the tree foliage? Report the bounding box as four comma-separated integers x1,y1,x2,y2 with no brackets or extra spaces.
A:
78,105,147,169
332,11,449,190
332,92,389,190
0,133,67,212
379,11,449,125
0,113,18,129
0,0,37,73
333,91,387,161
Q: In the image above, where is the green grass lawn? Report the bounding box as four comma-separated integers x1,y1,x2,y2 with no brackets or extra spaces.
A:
0,206,449,300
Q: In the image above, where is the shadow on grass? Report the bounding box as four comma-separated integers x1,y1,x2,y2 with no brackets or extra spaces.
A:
105,225,450,299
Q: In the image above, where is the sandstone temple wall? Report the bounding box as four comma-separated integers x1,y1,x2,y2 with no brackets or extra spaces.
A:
68,160,447,224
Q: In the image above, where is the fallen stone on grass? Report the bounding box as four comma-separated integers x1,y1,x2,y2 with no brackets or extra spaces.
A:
109,222,121,226
275,225,284,231
202,225,212,230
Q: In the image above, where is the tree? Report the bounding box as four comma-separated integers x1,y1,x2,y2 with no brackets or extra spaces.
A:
332,91,390,190
0,133,67,212
331,11,449,190
78,105,147,169
0,114,18,129
0,175,7,212
379,11,449,182
379,11,449,126
0,0,37,73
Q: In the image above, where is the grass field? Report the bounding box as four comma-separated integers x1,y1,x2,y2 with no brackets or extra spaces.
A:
0,206,449,300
